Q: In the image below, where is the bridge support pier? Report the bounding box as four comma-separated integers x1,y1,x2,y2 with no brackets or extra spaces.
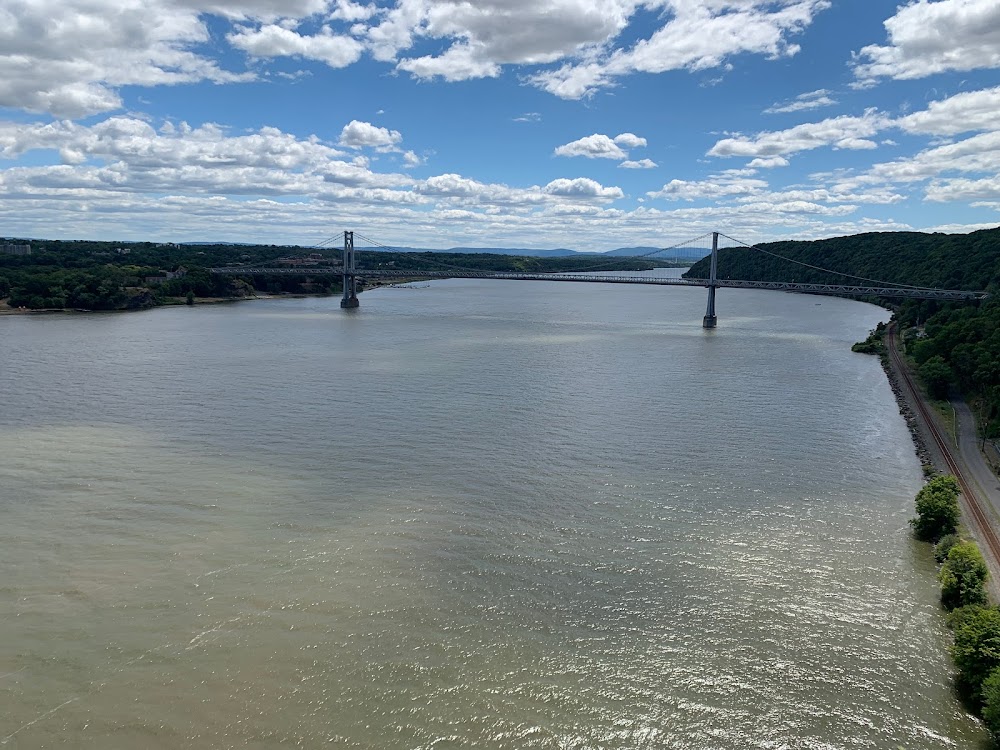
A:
341,230,359,309
703,286,717,328
702,231,719,328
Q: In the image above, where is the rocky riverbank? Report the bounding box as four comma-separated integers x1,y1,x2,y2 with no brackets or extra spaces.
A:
880,348,936,473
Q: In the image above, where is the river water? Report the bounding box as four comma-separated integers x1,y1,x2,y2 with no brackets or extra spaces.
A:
0,273,986,748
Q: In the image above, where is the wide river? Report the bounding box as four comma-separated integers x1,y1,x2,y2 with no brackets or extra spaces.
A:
0,272,987,748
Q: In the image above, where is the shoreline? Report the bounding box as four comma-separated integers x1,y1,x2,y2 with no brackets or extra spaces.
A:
878,338,936,473
882,322,1000,601
0,278,428,316
0,291,328,316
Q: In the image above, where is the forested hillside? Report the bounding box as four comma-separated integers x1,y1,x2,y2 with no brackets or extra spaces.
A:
686,228,1000,439
686,229,1000,290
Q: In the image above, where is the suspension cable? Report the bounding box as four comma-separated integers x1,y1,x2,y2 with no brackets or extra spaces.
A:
355,233,485,273
350,232,715,275
312,234,343,249
554,232,715,273
630,232,715,260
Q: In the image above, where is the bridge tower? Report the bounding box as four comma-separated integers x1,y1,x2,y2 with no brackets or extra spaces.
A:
703,231,719,328
341,230,359,308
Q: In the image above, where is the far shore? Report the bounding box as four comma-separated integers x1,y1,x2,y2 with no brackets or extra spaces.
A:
0,280,424,316
0,295,269,315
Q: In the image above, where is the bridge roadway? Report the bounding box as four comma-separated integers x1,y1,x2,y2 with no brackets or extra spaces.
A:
209,266,988,302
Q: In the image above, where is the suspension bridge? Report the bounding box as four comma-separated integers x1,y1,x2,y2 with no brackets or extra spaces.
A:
211,231,989,328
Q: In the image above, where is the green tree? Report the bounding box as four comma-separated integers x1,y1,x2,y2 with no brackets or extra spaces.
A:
186,290,195,305
851,323,886,355
951,606,1000,709
982,668,1000,735
934,533,961,563
911,475,961,541
920,355,953,400
940,541,989,610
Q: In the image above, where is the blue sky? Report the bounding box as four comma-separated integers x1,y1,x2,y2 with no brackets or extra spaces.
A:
1,0,999,251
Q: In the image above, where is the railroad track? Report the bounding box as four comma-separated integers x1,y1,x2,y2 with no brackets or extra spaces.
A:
887,323,1000,564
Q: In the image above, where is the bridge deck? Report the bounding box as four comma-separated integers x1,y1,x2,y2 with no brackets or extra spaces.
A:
209,267,988,301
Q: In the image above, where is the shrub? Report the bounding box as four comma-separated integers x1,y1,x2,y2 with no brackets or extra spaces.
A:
983,668,1000,736
934,533,961,563
940,541,989,610
851,324,886,355
911,475,961,541
951,606,1000,709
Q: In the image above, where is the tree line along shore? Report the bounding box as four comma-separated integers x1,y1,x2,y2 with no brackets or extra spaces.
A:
910,475,1000,737
852,315,1000,739
0,239,672,313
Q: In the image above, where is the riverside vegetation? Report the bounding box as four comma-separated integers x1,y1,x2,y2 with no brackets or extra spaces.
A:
912,475,1000,736
0,239,670,312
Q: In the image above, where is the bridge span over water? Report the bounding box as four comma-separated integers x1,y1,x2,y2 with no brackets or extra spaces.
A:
211,231,988,328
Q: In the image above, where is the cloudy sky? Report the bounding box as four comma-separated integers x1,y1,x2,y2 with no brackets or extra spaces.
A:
1,0,999,250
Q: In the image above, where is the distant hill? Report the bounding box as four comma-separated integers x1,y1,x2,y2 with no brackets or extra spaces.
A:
178,241,254,246
684,228,1000,289
446,246,577,257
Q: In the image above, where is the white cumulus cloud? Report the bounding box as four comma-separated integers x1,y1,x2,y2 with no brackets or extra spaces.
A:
748,156,790,168
329,0,377,22
397,43,502,81
925,176,1000,203
613,132,646,148
376,0,635,80
853,0,1000,83
555,132,647,159
708,110,890,158
897,86,1000,136
0,0,252,118
648,176,769,201
227,24,363,67
619,159,657,169
0,0,841,120
530,0,829,99
555,134,627,160
339,120,403,149
836,130,1000,190
543,177,624,200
